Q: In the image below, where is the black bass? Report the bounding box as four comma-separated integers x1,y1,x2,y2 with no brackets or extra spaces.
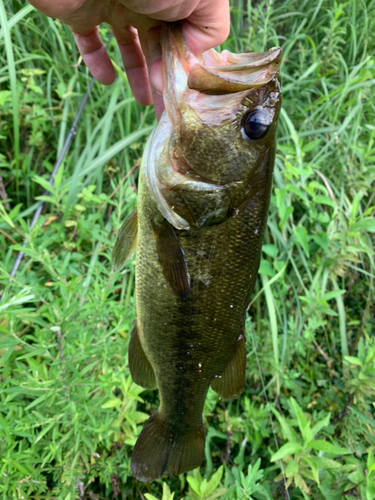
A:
113,23,282,482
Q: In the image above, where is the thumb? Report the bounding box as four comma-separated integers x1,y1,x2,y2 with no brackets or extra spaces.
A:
181,0,230,56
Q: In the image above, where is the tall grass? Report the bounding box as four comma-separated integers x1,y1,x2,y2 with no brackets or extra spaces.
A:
1,0,375,498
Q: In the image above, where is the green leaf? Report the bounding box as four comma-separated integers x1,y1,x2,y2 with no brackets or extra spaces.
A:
348,469,365,484
259,259,275,277
32,174,56,194
0,344,16,365
293,225,310,257
285,460,299,477
262,244,279,258
54,163,64,190
200,479,208,495
271,442,303,462
286,183,308,202
307,455,342,470
15,347,50,361
25,393,48,411
101,397,122,409
0,204,15,228
0,413,11,441
80,360,100,376
344,356,363,366
280,205,294,227
35,421,56,444
311,412,331,439
302,456,320,483
162,482,174,500
321,290,346,301
202,466,224,497
16,348,50,361
314,194,336,208
187,477,201,496
295,472,310,493
306,440,351,455
366,481,375,500
206,488,227,499
272,408,299,443
144,495,159,500
350,217,375,233
319,481,342,500
289,398,310,442
367,447,375,469
12,460,31,475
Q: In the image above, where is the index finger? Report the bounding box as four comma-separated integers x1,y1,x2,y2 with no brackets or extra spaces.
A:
71,26,116,85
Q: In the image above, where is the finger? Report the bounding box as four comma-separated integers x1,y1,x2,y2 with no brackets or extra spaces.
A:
123,0,230,55
182,0,230,55
111,25,153,106
152,91,165,121
139,27,165,119
71,26,115,85
146,26,164,96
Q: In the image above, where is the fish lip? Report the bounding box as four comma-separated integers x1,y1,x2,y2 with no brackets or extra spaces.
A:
187,48,282,94
205,47,283,72
161,22,282,99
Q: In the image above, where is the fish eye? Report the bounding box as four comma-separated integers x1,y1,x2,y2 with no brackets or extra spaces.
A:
242,110,270,140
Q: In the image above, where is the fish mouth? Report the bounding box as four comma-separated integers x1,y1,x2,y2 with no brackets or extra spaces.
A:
148,23,282,232
188,48,282,94
161,22,282,101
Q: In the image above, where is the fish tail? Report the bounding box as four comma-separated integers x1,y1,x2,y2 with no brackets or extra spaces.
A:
131,411,205,482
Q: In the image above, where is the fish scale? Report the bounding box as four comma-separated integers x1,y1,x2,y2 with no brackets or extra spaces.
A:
112,22,282,482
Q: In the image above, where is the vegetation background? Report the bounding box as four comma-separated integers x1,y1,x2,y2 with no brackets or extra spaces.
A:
1,0,375,498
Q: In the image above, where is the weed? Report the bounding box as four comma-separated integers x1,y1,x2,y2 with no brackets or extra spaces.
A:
1,0,374,498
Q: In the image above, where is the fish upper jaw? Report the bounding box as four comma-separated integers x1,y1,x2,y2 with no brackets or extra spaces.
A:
160,22,282,125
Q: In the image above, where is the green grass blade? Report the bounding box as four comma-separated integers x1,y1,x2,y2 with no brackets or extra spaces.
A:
0,1,19,176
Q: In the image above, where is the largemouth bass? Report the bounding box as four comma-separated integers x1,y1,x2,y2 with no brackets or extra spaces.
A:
113,23,282,482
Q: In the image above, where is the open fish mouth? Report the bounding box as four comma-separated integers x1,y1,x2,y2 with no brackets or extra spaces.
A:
189,45,282,95
143,23,282,231
162,22,282,102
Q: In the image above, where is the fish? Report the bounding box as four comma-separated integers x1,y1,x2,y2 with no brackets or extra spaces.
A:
112,22,282,483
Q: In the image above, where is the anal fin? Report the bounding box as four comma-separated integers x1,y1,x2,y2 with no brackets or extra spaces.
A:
112,208,138,271
129,321,157,390
211,333,246,400
153,218,190,299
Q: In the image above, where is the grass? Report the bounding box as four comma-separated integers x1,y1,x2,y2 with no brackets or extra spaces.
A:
1,0,375,498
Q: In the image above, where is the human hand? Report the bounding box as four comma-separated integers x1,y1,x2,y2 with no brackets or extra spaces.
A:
26,0,230,118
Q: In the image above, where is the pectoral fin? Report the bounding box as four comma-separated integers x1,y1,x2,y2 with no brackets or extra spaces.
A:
153,218,190,299
128,321,157,390
112,208,138,271
211,333,246,400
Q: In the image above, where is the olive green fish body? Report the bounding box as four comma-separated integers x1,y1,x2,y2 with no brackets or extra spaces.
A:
113,23,282,482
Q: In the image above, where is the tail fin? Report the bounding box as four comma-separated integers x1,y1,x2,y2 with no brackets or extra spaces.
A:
131,411,205,482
